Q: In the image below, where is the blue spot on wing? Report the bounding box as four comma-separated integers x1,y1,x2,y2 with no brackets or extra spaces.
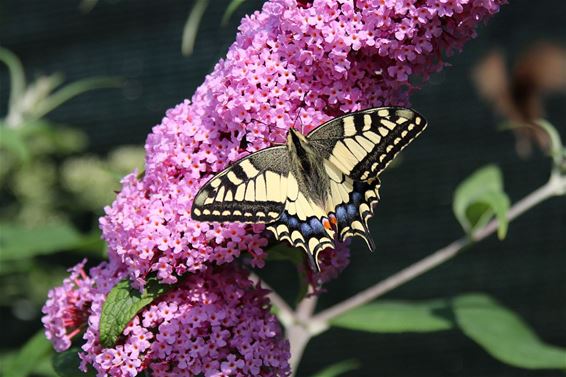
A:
309,218,324,233
347,204,357,217
288,216,299,228
336,206,348,222
300,223,313,236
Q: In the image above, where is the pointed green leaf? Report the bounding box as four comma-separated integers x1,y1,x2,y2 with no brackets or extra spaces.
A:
99,277,172,347
181,0,209,56
52,348,96,377
453,294,566,369
0,47,26,110
221,0,247,26
308,359,360,377
453,165,510,239
0,222,83,261
331,299,453,333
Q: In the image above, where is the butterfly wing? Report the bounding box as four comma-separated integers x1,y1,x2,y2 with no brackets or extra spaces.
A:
306,107,427,251
308,107,427,180
191,146,290,223
266,170,336,268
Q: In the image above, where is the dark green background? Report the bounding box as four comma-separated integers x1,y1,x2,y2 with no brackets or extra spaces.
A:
1,1,565,376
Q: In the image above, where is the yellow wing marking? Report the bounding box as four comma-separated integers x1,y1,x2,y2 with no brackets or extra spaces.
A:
363,114,372,131
287,173,299,201
364,131,381,143
344,138,367,160
240,159,259,177
343,116,356,136
355,135,374,152
227,171,242,185
377,109,389,117
245,181,255,201
332,140,359,170
381,119,397,130
324,161,343,182
256,174,267,200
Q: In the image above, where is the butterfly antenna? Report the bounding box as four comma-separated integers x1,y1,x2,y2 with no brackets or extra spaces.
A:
299,110,306,134
296,89,314,134
247,118,272,144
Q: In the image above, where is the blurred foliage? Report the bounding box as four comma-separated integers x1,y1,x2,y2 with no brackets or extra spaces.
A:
1,331,55,377
331,293,566,370
0,48,144,374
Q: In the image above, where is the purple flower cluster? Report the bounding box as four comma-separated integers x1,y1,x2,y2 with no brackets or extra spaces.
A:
42,260,96,352
43,263,290,376
43,0,504,375
100,0,503,287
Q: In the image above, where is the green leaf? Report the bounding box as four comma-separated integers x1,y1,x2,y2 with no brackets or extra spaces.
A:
453,165,510,239
0,126,30,163
2,331,52,377
99,277,172,347
0,47,26,111
221,0,247,26
537,119,566,176
181,0,209,56
0,222,84,261
453,293,566,369
267,243,304,265
267,243,309,303
308,359,360,377
331,299,453,333
52,348,96,377
537,119,564,163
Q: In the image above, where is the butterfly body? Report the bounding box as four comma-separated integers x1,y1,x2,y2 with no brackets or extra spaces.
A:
286,128,331,208
192,107,427,268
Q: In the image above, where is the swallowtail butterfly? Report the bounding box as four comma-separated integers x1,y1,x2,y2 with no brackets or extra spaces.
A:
192,107,427,269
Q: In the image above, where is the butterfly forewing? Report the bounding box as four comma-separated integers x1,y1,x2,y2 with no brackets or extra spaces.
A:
308,107,427,181
191,146,290,223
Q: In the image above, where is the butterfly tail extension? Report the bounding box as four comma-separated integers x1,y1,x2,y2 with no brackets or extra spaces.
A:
336,180,381,252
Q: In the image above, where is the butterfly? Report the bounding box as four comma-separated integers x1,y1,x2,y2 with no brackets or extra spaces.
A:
191,107,427,269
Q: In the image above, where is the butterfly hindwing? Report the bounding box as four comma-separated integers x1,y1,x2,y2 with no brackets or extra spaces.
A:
192,146,290,223
308,107,427,181
267,175,335,267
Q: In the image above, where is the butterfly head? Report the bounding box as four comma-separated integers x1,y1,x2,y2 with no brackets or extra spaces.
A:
287,127,308,150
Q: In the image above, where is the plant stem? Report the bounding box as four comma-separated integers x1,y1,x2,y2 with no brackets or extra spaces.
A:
311,176,563,325
288,323,312,376
250,273,295,327
281,173,565,375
